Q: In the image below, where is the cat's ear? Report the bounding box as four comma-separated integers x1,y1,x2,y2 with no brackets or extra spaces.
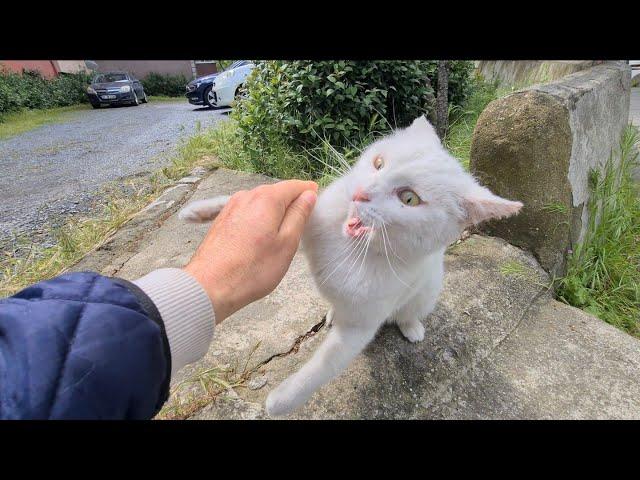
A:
461,184,523,226
407,115,440,144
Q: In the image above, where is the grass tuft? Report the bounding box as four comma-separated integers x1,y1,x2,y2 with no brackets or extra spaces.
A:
156,341,263,420
541,202,570,215
557,126,640,337
445,78,504,169
0,104,91,140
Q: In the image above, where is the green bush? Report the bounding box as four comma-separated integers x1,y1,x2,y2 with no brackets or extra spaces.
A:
233,61,474,159
235,61,430,153
0,69,92,118
141,72,188,97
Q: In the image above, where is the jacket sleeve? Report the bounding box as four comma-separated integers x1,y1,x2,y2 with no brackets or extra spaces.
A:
0,269,214,420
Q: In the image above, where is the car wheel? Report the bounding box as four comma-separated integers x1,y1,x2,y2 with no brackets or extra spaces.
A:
141,91,148,103
234,85,246,101
92,103,101,109
132,91,140,106
204,86,216,108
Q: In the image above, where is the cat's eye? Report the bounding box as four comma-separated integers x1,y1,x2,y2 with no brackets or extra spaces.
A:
398,189,421,206
373,155,384,170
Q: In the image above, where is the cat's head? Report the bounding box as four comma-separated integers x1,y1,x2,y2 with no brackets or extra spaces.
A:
341,115,522,255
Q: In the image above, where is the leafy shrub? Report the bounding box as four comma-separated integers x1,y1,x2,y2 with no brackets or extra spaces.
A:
233,61,475,160
141,72,188,97
233,61,436,153
0,69,92,118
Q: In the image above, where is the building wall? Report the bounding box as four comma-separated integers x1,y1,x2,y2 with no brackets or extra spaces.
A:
54,61,90,74
0,60,58,78
94,60,194,79
195,61,218,77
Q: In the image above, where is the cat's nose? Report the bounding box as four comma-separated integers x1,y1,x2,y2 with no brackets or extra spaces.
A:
352,188,370,202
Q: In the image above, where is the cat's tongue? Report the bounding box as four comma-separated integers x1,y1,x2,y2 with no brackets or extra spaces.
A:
346,217,371,237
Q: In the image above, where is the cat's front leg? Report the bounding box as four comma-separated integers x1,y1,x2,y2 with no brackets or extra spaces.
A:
265,312,382,416
325,307,334,328
395,280,442,343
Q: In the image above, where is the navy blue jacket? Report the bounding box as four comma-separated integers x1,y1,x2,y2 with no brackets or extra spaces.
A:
0,272,171,419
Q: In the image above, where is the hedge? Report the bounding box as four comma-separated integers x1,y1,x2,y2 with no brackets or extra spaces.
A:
0,69,92,118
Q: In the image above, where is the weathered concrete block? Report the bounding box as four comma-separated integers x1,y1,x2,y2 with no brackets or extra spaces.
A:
470,61,631,276
476,60,600,89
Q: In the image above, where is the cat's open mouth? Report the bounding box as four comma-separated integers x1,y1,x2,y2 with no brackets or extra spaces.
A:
345,204,373,238
345,217,372,237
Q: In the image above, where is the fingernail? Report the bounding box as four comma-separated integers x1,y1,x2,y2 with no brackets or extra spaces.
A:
301,190,317,207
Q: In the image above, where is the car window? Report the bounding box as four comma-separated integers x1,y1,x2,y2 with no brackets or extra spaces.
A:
227,61,248,70
94,73,128,83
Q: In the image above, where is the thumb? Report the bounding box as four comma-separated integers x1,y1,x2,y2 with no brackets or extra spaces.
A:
278,190,317,244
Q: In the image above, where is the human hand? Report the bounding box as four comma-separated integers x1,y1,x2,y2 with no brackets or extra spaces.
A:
183,180,318,323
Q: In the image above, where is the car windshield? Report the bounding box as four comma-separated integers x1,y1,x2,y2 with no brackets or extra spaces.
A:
94,73,128,83
226,61,247,70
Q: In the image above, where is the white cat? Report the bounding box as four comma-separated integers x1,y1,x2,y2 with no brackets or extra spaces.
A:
179,116,522,416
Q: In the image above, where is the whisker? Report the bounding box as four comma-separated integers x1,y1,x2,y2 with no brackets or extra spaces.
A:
307,150,348,178
381,221,407,266
319,235,364,284
319,233,367,286
318,235,358,271
355,222,374,279
381,222,411,288
342,229,372,282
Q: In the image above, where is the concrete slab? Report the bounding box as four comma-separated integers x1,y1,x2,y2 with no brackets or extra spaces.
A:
80,169,640,419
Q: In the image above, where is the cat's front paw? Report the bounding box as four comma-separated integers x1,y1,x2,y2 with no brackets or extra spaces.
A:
398,321,425,343
325,308,334,328
265,386,296,417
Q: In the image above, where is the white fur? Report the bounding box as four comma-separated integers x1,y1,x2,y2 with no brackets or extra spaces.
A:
179,115,523,417
178,195,231,223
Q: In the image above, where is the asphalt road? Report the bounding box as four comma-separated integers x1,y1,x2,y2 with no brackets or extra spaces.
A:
0,100,227,252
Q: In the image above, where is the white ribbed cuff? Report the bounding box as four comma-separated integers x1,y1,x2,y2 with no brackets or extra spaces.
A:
133,268,215,378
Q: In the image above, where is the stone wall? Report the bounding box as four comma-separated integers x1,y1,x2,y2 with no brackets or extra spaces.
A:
470,61,631,276
476,60,601,89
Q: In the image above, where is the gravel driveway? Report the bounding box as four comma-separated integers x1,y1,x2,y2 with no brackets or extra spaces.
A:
0,100,227,252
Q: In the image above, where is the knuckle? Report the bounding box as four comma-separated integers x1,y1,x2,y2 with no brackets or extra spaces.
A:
253,230,276,248
230,190,247,204
252,186,274,203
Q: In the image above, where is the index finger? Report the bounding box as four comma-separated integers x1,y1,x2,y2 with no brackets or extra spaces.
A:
266,180,319,211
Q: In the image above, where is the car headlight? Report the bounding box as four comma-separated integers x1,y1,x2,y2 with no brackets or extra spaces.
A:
87,86,96,94
120,85,131,93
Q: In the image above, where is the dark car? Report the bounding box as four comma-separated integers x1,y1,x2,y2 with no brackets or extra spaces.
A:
87,71,148,109
185,72,219,108
185,60,254,108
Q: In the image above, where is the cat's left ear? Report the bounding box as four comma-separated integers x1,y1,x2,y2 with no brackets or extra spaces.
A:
461,184,523,226
407,115,440,144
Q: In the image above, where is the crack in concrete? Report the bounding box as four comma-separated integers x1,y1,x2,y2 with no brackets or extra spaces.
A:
181,316,327,419
248,316,327,374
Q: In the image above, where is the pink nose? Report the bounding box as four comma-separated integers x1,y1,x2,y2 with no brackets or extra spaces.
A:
352,188,370,202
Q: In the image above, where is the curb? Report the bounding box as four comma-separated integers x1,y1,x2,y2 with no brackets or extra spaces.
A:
68,167,215,276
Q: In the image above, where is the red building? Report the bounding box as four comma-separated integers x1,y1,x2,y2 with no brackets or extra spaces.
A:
0,60,89,78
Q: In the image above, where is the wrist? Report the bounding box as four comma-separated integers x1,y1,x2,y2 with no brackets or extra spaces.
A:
132,268,215,377
182,263,234,323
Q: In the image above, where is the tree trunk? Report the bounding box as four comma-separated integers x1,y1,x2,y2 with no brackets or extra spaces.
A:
435,60,450,140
